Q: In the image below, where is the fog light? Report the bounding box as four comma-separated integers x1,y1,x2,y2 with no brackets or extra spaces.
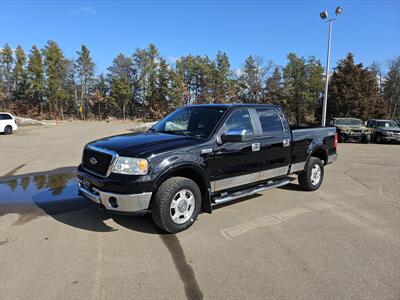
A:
108,197,118,208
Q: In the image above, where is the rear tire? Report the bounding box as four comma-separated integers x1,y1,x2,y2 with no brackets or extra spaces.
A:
4,125,12,135
298,157,324,191
151,176,201,233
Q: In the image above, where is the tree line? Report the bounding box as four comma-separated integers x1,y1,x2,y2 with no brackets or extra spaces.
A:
0,41,399,124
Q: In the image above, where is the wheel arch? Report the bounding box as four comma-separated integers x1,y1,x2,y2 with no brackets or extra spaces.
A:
152,164,212,213
307,145,329,165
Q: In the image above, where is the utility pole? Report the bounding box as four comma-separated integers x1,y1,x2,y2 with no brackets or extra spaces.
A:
320,7,343,126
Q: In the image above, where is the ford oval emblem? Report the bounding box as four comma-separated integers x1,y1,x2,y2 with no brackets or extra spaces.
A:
89,157,98,165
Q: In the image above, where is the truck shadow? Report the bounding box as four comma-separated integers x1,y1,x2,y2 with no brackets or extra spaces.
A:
0,167,302,235
0,167,159,234
277,182,302,191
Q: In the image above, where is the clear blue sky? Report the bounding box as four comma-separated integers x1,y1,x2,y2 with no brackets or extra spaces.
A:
1,0,399,74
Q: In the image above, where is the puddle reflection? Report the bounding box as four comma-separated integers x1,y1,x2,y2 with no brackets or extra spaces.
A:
0,167,157,233
1,171,78,203
0,168,95,225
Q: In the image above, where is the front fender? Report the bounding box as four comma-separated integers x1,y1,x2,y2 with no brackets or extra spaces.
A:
150,155,212,213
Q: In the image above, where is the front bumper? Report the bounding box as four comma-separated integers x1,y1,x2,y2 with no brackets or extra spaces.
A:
383,135,400,142
78,180,152,213
342,132,368,139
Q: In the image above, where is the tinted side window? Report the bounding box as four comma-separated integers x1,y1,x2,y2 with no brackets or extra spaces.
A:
0,114,12,120
224,109,254,136
256,109,283,133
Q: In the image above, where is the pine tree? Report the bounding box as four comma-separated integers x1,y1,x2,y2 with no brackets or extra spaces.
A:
75,45,95,119
42,40,68,117
13,45,28,103
265,66,286,108
0,44,14,104
157,58,169,103
176,55,214,104
108,53,134,119
283,53,323,124
328,53,386,120
146,44,159,106
168,70,187,108
26,45,45,114
212,51,231,103
92,74,108,119
238,55,265,103
384,57,400,120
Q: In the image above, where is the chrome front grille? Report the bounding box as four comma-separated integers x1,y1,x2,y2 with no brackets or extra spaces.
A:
82,146,118,177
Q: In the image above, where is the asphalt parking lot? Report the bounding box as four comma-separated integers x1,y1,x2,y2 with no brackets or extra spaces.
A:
1,123,399,299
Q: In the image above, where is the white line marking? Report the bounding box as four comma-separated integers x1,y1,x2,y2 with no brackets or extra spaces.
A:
221,200,396,242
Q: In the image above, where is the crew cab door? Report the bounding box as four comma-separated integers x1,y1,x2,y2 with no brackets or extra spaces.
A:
252,107,291,180
210,108,260,193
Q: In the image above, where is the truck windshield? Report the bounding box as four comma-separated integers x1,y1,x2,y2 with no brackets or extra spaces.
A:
376,121,398,128
335,119,362,126
151,106,227,138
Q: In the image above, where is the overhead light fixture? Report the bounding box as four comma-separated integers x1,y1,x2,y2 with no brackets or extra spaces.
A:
320,11,328,20
335,7,343,16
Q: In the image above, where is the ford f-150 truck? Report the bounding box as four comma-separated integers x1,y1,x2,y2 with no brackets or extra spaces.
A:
78,104,337,233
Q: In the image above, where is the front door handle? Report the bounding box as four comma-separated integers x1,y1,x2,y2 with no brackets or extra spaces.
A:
252,143,260,152
283,139,290,147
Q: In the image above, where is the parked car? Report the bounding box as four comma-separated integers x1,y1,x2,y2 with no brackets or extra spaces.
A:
330,117,371,143
365,119,400,143
78,104,338,233
0,112,17,135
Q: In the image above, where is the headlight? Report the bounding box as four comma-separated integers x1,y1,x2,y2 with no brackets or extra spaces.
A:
386,131,393,136
112,157,149,175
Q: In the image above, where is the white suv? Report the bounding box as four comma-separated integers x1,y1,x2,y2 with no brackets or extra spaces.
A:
0,112,18,135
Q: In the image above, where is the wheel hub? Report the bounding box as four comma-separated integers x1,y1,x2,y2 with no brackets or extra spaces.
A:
177,199,188,212
311,164,321,185
170,189,195,224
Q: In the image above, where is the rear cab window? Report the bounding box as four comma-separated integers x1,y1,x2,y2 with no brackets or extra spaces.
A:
256,108,283,134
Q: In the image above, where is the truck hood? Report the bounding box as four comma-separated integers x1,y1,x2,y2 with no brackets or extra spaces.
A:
336,125,366,129
87,132,205,157
377,127,400,132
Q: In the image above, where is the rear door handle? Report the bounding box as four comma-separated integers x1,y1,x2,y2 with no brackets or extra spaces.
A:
283,139,290,147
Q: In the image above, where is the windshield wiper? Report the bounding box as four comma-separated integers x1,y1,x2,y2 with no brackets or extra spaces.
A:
157,130,194,137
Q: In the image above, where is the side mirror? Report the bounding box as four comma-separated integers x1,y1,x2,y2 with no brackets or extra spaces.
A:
329,120,334,126
220,129,246,143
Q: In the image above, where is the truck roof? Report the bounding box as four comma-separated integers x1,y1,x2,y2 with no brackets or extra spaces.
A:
367,119,395,122
332,117,361,120
186,103,278,109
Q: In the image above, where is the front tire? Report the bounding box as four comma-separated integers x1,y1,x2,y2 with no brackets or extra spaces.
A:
375,134,383,144
362,134,370,144
298,157,324,191
151,177,201,233
4,125,12,135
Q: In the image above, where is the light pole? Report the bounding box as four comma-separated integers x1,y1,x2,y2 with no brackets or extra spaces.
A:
320,6,343,127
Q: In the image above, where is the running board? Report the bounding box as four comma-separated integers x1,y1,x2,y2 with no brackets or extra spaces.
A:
212,179,290,205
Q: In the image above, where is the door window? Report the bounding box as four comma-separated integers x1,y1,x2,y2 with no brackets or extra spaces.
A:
0,114,12,120
256,109,283,134
223,109,254,136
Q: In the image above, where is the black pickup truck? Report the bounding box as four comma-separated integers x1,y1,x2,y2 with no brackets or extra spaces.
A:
78,104,337,233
